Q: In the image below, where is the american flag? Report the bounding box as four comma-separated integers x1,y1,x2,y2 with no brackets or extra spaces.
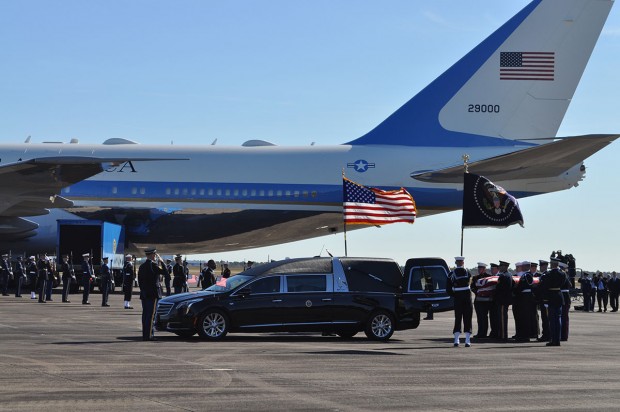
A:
499,51,554,81
343,177,416,225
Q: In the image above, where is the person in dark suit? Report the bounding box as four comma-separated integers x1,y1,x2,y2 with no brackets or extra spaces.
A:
578,272,593,312
539,258,566,346
138,248,166,341
608,272,620,312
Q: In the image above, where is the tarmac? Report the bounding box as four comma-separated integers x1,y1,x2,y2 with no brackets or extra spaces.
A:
1,290,619,411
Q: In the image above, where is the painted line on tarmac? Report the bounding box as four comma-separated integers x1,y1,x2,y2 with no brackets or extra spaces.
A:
0,323,18,328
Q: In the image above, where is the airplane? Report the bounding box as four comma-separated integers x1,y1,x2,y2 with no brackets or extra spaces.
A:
0,0,617,255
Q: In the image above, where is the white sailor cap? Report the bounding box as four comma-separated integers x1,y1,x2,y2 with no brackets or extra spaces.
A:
477,262,487,268
515,261,522,267
454,256,465,261
1,253,7,258
125,254,133,259
521,261,530,267
82,252,90,257
558,261,568,269
29,256,35,260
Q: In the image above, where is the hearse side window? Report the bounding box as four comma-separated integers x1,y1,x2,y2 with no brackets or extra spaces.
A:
247,276,281,294
408,266,448,292
286,275,327,292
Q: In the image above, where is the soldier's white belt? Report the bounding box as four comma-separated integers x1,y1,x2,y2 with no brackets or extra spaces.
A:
453,286,470,292
561,289,570,292
521,289,532,293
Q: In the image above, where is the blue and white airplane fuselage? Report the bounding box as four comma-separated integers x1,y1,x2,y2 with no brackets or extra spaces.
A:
0,0,617,254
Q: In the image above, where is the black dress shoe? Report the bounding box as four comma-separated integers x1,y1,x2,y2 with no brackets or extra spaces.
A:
15,295,22,298
102,304,110,307
82,302,90,305
63,300,71,303
546,342,561,346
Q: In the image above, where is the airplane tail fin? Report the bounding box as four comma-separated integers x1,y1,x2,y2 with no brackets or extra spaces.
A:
348,0,613,147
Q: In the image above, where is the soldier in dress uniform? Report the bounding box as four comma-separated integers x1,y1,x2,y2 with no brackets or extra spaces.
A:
513,261,535,342
123,254,135,309
81,253,94,305
471,262,492,338
559,261,572,341
495,260,513,341
578,271,593,312
13,256,25,298
27,256,38,299
487,263,500,339
534,260,550,342
163,258,172,296
100,257,111,307
538,257,566,346
60,254,75,303
608,272,620,312
36,255,49,303
1,253,12,296
447,257,472,347
172,255,186,294
528,261,540,339
138,248,166,341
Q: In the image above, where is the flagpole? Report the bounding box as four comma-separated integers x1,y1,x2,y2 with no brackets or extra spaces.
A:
460,154,469,256
342,169,348,257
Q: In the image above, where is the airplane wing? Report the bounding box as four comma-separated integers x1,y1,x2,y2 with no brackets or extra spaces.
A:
0,156,188,238
411,134,619,184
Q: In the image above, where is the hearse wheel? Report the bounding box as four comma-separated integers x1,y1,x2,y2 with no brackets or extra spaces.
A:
364,310,394,341
198,310,229,340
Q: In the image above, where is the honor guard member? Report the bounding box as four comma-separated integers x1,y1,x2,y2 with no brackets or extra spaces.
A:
81,253,94,304
528,261,540,339
494,261,514,341
539,257,565,346
123,254,135,309
0,254,12,296
470,262,492,338
559,261,572,341
13,256,25,297
36,255,48,303
447,257,472,347
534,260,550,341
27,256,37,299
138,248,166,341
163,258,172,296
172,255,186,294
100,257,112,307
608,272,620,312
513,261,535,342
487,263,500,339
60,255,75,303
44,256,55,301
578,272,593,312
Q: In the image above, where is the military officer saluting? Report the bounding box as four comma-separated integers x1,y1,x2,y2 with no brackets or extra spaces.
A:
138,248,167,341
447,257,472,347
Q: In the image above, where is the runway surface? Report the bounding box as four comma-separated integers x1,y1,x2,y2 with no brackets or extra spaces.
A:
0,290,618,411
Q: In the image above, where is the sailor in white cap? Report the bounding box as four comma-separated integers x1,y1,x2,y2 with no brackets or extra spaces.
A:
471,262,492,339
447,256,472,347
27,256,38,299
123,254,135,309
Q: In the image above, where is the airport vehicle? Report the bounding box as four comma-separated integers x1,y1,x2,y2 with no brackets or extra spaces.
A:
0,0,617,254
155,256,449,341
56,220,125,292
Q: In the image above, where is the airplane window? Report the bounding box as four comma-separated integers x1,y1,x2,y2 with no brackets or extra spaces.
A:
216,189,222,196
303,191,308,197
174,188,180,195
191,189,196,195
294,191,300,197
140,188,145,194
166,188,171,195
112,187,118,194
233,190,239,196
225,189,231,196
268,190,274,196
199,189,205,196
208,189,213,196
277,190,282,197
311,191,317,198
182,188,188,195
285,190,291,196
250,190,256,196
259,190,265,196
132,187,138,195
242,189,248,196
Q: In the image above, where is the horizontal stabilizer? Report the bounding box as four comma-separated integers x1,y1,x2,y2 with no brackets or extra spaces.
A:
411,134,619,184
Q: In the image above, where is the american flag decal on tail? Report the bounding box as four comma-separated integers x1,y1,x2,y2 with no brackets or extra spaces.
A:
500,52,555,81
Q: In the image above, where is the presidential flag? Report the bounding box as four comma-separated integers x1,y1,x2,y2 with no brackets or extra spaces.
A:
500,51,555,81
343,177,416,225
462,173,524,228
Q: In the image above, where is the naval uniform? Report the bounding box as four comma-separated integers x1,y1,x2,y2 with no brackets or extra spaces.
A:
138,259,166,341
27,261,37,298
0,257,12,296
448,267,472,335
164,263,172,296
560,271,571,341
471,271,492,338
123,260,135,307
13,260,25,297
82,259,94,304
36,259,48,303
61,261,74,302
514,271,536,341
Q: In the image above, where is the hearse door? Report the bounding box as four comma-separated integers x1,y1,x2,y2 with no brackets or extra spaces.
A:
229,275,286,330
402,260,454,312
280,274,333,330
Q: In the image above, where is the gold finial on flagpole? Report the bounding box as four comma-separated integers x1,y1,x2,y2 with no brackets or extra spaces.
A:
462,154,470,173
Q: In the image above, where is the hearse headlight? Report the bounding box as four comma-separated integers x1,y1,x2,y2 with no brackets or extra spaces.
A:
176,298,203,315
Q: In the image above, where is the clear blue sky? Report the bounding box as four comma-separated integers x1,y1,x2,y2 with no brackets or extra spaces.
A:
1,1,618,270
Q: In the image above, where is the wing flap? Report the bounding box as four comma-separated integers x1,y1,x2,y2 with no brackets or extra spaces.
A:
411,134,619,184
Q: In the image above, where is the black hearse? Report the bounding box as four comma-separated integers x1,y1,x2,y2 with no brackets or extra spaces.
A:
155,256,452,341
